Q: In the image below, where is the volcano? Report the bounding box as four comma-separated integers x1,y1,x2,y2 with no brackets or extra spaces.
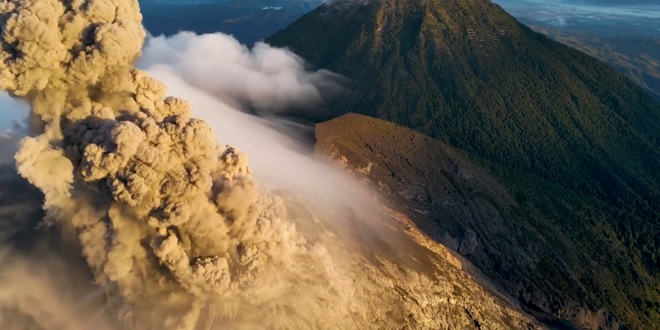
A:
268,0,660,328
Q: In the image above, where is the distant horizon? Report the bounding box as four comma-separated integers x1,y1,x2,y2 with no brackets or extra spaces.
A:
494,0,660,38
494,0,660,20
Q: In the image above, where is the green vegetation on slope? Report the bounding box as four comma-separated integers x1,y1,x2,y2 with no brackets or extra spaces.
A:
317,113,659,330
532,28,660,102
268,0,659,207
269,0,660,328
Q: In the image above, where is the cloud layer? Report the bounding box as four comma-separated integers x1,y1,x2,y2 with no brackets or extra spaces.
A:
138,32,343,114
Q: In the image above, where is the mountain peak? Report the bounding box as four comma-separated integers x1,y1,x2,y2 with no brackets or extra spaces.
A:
268,1,660,329
268,0,659,195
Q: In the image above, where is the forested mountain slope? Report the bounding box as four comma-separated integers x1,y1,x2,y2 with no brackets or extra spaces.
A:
268,0,660,328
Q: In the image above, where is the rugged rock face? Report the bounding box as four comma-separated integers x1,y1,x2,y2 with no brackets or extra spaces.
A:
315,113,653,330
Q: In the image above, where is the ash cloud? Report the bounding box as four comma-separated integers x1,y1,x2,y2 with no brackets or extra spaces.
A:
0,247,117,330
0,0,344,328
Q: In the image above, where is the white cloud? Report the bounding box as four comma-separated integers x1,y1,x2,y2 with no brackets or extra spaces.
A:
137,32,344,115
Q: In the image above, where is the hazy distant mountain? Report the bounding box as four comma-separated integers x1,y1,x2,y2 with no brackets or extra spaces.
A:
493,0,660,101
316,113,659,330
576,0,659,4
531,28,660,102
269,0,659,328
140,0,323,44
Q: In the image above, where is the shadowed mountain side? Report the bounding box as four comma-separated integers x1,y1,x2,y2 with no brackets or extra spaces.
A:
531,28,660,102
315,113,659,330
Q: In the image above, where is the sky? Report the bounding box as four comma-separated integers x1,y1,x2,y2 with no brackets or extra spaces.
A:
0,93,28,133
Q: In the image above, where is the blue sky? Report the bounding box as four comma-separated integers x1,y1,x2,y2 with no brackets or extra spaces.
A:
494,0,660,20
0,93,28,132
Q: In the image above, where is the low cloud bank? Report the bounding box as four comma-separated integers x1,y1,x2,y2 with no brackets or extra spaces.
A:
138,32,344,115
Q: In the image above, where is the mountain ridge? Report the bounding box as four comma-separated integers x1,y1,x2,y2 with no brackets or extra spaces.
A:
268,0,659,198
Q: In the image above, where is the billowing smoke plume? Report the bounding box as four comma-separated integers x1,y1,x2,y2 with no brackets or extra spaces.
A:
0,1,537,329
0,0,321,327
137,32,343,114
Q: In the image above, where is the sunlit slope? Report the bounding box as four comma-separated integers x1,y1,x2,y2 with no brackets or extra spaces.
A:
0,163,543,330
315,113,659,329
